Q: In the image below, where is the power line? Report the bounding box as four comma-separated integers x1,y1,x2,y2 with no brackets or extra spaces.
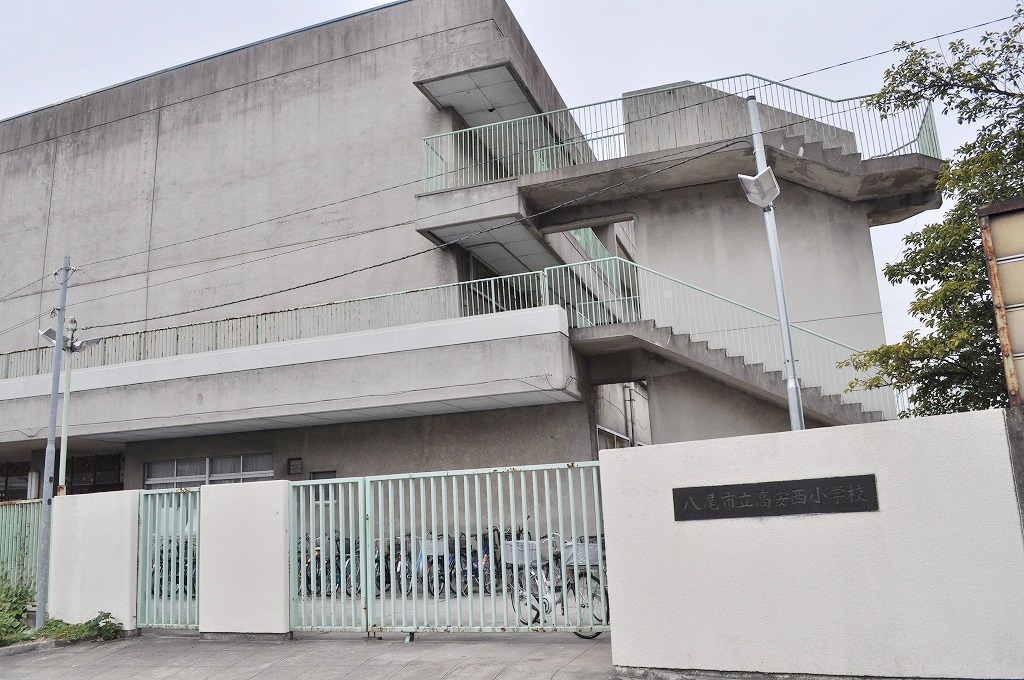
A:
0,311,47,337
776,14,1013,85
0,274,49,303
5,14,1008,332
80,137,752,332
0,374,572,436
0,12,1012,304
6,92,878,339
74,95,884,331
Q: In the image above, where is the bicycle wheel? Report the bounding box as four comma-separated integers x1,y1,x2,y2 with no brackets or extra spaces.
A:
569,572,607,639
508,566,542,626
344,557,360,597
451,554,481,595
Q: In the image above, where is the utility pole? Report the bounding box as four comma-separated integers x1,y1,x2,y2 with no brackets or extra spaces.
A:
58,319,74,496
50,317,99,496
743,96,805,430
36,255,70,626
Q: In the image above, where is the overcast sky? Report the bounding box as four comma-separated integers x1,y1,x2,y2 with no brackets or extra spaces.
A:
0,0,1013,343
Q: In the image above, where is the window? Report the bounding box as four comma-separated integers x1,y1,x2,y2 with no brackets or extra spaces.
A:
144,453,274,489
0,461,30,501
68,454,123,495
596,426,633,451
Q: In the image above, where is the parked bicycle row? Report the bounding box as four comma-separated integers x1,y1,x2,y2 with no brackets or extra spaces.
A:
295,527,608,637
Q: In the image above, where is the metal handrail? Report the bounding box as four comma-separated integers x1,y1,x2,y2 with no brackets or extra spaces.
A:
421,73,941,191
0,257,895,417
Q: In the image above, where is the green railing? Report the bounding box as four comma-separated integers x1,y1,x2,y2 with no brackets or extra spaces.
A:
0,258,897,418
422,73,941,191
0,500,40,589
570,228,612,262
546,257,899,419
0,272,546,380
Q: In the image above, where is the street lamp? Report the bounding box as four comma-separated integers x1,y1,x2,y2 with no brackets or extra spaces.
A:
738,95,805,430
39,318,100,494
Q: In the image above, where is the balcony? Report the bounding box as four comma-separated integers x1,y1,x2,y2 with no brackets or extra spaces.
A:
0,258,901,447
421,74,941,193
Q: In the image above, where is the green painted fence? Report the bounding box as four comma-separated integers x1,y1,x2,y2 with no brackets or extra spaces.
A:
0,500,41,589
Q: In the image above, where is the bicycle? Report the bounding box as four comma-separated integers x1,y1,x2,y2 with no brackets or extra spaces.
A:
504,533,608,639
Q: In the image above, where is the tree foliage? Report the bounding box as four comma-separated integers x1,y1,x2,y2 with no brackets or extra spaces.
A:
842,5,1024,416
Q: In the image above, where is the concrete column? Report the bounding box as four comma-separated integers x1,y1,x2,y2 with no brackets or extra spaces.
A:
198,481,291,637
49,490,140,630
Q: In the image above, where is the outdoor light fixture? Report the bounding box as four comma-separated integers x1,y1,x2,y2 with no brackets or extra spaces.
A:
39,319,101,494
738,166,781,210
738,95,804,431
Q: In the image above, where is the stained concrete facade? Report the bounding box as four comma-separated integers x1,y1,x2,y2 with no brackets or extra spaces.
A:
0,0,571,355
0,0,938,489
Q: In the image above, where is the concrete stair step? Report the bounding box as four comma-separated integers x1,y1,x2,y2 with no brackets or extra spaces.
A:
645,322,885,424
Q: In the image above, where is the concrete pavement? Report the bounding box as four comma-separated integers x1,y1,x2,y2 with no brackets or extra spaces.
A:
0,631,613,680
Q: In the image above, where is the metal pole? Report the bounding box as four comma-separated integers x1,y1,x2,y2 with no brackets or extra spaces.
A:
58,319,76,496
36,255,70,625
746,96,805,430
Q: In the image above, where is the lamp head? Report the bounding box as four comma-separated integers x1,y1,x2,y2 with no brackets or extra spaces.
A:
738,166,781,209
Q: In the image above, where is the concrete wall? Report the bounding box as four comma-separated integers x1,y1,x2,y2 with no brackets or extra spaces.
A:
623,81,857,157
50,490,140,630
124,400,594,489
198,481,291,635
633,179,885,351
0,307,580,447
594,382,652,446
647,370,823,443
599,409,1024,679
0,0,567,355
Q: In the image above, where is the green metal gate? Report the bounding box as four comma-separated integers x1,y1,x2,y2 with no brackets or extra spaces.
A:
289,462,609,636
137,489,200,628
0,500,40,588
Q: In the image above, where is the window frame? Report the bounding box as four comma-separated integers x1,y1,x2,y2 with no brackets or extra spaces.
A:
144,453,274,489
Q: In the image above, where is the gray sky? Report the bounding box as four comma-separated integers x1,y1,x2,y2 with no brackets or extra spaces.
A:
0,0,1013,343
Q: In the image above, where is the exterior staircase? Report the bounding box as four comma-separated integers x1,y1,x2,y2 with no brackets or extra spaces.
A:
571,320,883,426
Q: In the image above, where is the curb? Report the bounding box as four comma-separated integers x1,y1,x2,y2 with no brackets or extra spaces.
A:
0,639,69,658
0,630,136,658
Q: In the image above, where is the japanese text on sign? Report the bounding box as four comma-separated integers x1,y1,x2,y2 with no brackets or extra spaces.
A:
672,474,879,521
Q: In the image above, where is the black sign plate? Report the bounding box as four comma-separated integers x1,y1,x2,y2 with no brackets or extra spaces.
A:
673,474,878,521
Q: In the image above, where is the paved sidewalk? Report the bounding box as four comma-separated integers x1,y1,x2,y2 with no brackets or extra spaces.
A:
0,631,613,680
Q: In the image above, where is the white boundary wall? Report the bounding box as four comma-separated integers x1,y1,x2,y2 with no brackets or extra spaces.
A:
50,490,140,630
600,409,1024,679
198,480,291,635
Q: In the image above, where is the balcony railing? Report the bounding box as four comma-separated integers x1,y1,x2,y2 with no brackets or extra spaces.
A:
0,258,899,419
422,73,941,192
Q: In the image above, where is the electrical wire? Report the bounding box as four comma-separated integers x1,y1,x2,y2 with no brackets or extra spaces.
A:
2,91,899,340
32,14,1021,275
0,275,49,303
4,13,1012,333
0,311,47,337
73,94,885,331
1,12,1011,301
0,12,1013,305
0,373,570,436
79,137,752,332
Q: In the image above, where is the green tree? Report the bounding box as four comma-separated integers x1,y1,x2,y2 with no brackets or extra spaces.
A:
842,5,1024,416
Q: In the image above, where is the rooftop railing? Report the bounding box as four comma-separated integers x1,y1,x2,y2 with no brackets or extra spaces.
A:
0,257,899,419
422,73,940,192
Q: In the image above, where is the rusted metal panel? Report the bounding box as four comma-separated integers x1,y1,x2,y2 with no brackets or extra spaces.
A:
981,214,1021,405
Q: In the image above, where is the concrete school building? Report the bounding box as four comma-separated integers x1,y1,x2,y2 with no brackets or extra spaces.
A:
0,0,940,494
